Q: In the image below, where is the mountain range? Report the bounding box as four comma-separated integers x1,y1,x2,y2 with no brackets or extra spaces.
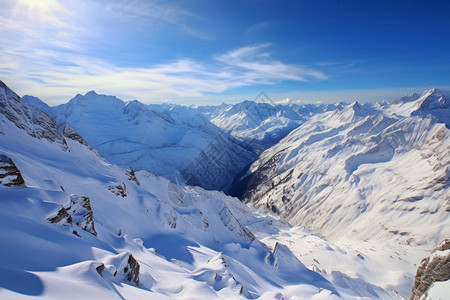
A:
1,80,449,299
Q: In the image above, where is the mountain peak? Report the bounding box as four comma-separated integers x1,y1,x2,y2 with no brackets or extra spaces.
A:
404,88,450,128
0,80,21,103
350,101,362,111
417,88,450,111
85,90,99,96
67,91,125,111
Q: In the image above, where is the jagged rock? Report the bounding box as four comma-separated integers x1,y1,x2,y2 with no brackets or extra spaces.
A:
436,238,450,251
48,206,72,225
96,264,105,277
125,254,140,285
48,195,97,236
110,253,140,286
126,168,140,186
108,183,127,197
0,80,67,150
0,154,25,186
410,239,450,300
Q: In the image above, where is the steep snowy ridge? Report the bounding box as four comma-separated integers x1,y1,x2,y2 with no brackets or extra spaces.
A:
237,91,449,249
0,80,397,299
411,88,450,127
387,88,450,127
0,82,66,149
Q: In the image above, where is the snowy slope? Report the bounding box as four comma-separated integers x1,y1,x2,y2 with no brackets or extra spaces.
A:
23,92,255,191
208,100,344,152
0,81,399,299
236,91,449,250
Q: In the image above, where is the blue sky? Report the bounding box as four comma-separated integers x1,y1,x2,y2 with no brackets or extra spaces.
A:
1,0,449,105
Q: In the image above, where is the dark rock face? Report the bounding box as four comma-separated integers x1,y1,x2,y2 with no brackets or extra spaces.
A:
229,149,285,201
0,154,25,186
410,238,450,300
125,254,140,286
0,80,67,150
111,253,141,286
48,206,72,225
108,183,127,197
126,168,140,186
48,195,98,237
96,264,105,277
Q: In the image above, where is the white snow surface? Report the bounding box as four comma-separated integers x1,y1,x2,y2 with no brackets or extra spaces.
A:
0,82,401,299
23,92,256,191
241,93,449,247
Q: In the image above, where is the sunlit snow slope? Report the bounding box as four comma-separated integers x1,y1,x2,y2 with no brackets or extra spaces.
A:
237,90,449,248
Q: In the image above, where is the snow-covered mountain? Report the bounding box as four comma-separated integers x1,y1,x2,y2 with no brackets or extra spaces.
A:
234,89,449,250
22,92,344,192
23,92,255,191
0,81,402,299
207,100,344,152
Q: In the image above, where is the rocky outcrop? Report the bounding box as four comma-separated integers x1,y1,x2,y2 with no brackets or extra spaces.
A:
0,154,25,186
61,123,89,146
126,168,140,186
48,195,97,236
96,253,141,286
410,238,450,300
109,253,141,286
108,183,127,197
124,254,140,285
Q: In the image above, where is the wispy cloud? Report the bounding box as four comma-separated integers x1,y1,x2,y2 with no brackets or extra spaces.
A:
0,43,328,104
215,44,327,83
0,1,327,104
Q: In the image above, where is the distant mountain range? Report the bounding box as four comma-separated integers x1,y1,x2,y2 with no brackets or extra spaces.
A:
21,91,341,191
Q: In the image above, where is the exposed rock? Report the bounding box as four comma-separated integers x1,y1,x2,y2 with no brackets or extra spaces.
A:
437,238,450,251
48,206,72,225
126,168,140,186
96,264,105,277
111,253,141,286
0,154,25,186
125,254,140,285
410,238,450,300
108,182,127,197
61,123,89,146
48,195,97,236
